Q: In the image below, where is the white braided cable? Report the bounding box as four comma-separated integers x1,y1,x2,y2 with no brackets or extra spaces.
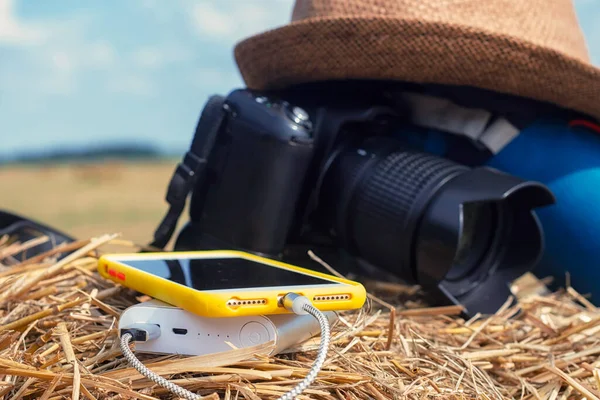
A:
118,295,331,400
120,333,204,400
276,302,330,400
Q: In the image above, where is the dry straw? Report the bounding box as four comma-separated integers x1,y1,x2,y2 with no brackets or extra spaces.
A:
1,232,600,399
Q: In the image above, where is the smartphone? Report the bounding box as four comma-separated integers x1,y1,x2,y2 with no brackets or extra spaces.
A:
97,250,367,318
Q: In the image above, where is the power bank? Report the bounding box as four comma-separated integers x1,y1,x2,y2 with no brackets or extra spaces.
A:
118,299,338,356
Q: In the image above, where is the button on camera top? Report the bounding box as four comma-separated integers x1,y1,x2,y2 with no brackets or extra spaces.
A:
254,95,278,110
251,92,312,131
282,102,312,131
290,106,309,122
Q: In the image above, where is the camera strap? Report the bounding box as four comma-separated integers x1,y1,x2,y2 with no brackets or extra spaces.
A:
149,95,227,250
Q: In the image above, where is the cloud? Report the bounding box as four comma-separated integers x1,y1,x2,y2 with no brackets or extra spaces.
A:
137,0,181,25
189,67,242,90
42,40,116,75
132,47,163,68
50,51,73,73
0,2,176,102
39,72,76,95
106,75,156,96
0,0,298,157
131,44,191,69
87,41,117,69
189,0,293,41
191,3,234,37
0,0,46,45
0,3,118,100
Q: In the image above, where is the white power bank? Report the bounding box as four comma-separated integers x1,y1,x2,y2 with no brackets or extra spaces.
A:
118,299,338,356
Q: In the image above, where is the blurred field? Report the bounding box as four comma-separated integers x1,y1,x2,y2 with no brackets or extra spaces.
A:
0,160,186,246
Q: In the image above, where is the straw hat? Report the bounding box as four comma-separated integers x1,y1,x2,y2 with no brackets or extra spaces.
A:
234,0,600,121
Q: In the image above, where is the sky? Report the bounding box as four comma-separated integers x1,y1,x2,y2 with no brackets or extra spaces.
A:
0,0,599,158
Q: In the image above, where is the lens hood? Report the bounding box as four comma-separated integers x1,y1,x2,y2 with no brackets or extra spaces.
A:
415,167,556,315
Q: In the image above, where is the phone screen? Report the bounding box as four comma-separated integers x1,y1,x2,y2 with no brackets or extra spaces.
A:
118,256,343,291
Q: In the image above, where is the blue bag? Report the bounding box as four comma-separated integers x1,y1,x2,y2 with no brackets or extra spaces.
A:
486,119,600,298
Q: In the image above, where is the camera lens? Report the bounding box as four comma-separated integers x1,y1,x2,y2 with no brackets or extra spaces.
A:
447,202,496,281
318,136,554,315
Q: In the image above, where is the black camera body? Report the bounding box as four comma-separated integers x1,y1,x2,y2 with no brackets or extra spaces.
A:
156,86,556,317
180,90,317,256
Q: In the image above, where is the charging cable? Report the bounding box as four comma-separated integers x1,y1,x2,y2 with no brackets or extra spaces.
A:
119,293,331,400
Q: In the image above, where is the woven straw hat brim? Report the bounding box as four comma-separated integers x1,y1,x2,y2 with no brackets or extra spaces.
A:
234,16,600,121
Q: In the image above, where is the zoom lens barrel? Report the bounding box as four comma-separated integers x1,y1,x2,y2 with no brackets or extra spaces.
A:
320,137,555,316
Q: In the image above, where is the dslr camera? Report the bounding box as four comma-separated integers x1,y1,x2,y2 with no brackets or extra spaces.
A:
152,83,555,317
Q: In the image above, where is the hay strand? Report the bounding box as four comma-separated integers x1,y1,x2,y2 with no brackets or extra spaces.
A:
1,233,600,399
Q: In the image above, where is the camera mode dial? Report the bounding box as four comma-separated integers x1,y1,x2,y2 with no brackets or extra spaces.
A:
283,103,311,129
252,93,313,132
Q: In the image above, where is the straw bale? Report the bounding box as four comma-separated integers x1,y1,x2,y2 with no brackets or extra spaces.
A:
1,233,600,399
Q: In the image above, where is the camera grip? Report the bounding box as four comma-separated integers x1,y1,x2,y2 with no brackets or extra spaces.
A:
188,90,315,256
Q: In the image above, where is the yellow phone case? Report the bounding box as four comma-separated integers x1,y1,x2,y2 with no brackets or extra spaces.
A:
97,250,367,318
